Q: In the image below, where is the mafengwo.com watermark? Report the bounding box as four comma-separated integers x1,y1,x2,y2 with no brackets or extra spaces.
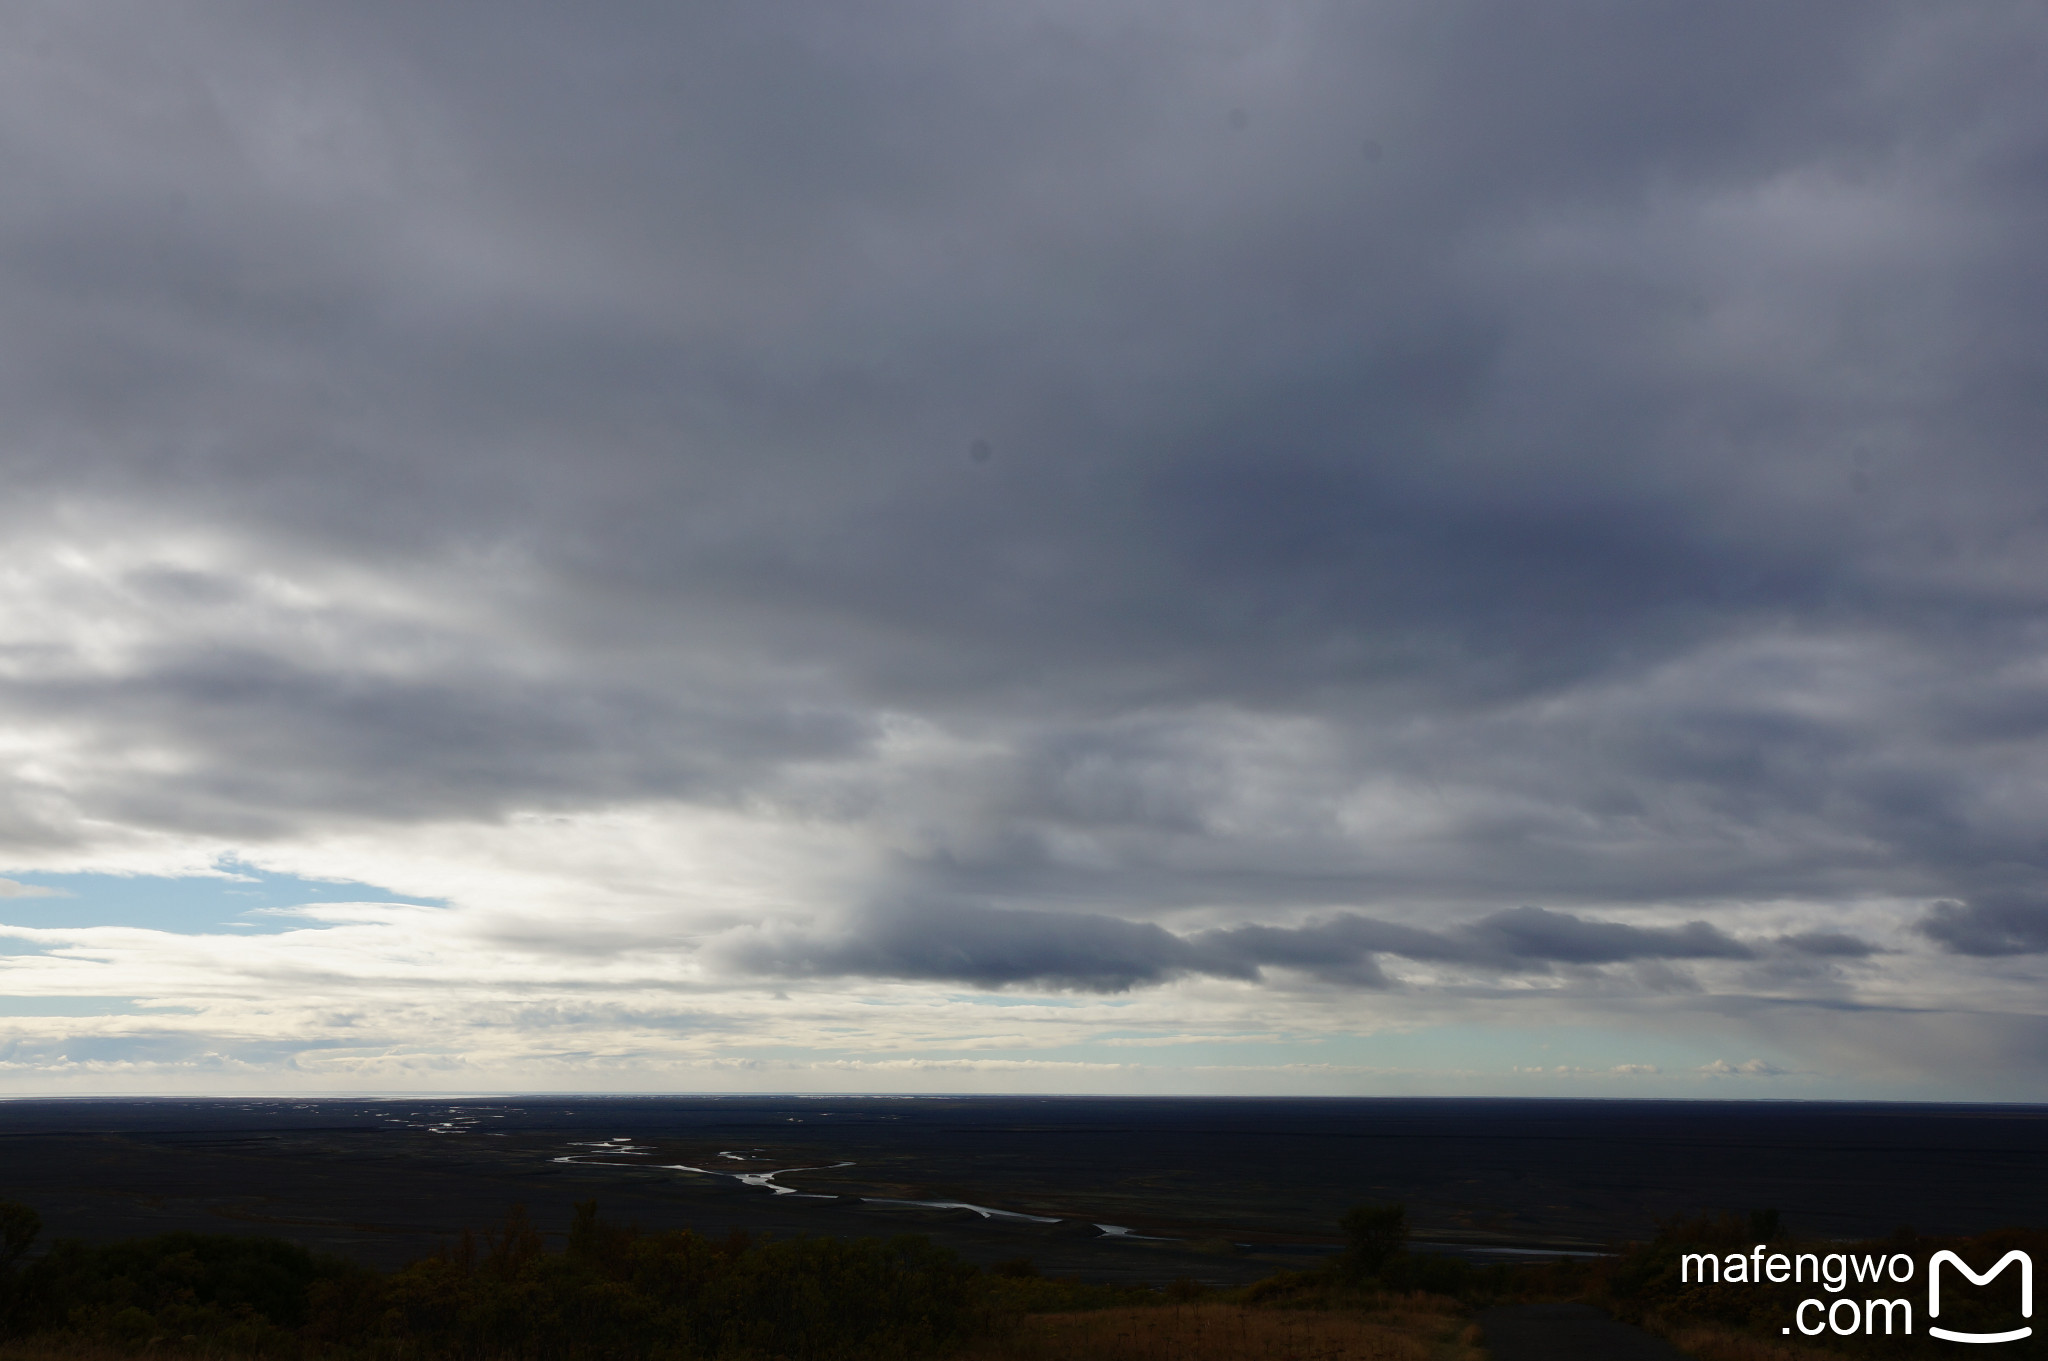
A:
1681,1244,2033,1343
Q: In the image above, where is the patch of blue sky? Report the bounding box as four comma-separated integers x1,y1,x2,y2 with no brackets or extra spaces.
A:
0,996,197,1016
0,860,444,936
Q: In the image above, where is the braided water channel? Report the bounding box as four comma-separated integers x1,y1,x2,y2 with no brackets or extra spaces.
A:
553,1137,1158,1237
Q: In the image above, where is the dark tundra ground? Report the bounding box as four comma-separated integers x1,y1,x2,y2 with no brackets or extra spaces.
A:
1,1097,2042,1286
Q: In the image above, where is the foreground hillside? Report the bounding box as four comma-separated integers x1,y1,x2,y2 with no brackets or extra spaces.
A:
2,1195,2039,1361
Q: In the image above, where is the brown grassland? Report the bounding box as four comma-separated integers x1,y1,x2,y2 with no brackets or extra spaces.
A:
4,1193,2042,1361
957,1295,1484,1361
0,1301,1487,1361
1648,1326,1856,1361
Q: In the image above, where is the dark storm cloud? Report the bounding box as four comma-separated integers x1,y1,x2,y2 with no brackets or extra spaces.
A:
1,0,2046,1027
723,899,1224,994
1771,932,1881,959
1915,895,2048,957
719,900,1759,991
1197,906,1756,977
1458,906,1753,965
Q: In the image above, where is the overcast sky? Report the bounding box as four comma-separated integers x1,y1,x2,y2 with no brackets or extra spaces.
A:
2,0,2046,1098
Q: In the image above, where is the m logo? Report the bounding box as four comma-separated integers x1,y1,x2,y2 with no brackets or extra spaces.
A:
1928,1249,2032,1344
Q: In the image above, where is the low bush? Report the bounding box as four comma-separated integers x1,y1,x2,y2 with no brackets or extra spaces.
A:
1276,1202,1512,1306
10,1227,364,1354
0,1199,993,1360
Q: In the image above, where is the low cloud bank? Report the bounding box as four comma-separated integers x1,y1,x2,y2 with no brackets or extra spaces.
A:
717,899,1834,992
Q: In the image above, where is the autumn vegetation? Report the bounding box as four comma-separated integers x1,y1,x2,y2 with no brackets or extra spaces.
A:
0,1195,1498,1360
1,1191,2040,1361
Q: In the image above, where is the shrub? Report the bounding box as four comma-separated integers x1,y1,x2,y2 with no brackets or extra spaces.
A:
8,1228,367,1351
0,1200,42,1335
1337,1204,1408,1282
344,1201,992,1359
0,1200,996,1359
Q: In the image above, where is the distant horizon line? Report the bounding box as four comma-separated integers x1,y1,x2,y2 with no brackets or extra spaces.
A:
2,1090,2043,1108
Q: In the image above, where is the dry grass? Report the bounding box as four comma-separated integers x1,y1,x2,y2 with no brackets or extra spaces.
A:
0,1298,1485,1361
0,1335,324,1360
957,1300,1484,1361
1654,1323,1856,1361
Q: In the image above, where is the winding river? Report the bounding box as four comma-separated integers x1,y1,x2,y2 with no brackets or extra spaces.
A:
552,1138,1157,1237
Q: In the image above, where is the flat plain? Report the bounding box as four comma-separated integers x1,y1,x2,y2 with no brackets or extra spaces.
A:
1,1097,2042,1285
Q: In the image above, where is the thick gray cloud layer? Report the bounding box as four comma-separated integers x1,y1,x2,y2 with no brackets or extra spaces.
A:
717,899,1843,992
1,0,2046,1055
